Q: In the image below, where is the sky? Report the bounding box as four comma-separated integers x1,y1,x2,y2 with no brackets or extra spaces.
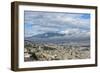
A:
24,11,90,38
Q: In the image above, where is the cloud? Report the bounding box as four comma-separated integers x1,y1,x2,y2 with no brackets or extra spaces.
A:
24,11,90,37
59,28,90,38
60,29,81,34
24,11,90,27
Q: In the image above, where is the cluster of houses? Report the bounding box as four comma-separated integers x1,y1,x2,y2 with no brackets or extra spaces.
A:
24,43,90,61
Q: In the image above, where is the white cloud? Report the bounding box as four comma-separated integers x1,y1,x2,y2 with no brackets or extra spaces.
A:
59,28,90,38
24,11,90,37
60,29,80,34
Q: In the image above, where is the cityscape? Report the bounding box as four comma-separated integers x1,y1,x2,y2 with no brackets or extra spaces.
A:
24,11,90,61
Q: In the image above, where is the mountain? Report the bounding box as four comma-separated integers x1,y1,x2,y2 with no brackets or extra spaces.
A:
25,32,90,45
31,32,65,38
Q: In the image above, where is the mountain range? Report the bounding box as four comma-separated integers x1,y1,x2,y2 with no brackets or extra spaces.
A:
25,32,90,44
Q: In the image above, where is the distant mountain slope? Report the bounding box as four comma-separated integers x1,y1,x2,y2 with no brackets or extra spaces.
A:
25,32,90,45
31,32,65,38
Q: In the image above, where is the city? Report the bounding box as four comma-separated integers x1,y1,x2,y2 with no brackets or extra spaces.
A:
24,42,90,61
